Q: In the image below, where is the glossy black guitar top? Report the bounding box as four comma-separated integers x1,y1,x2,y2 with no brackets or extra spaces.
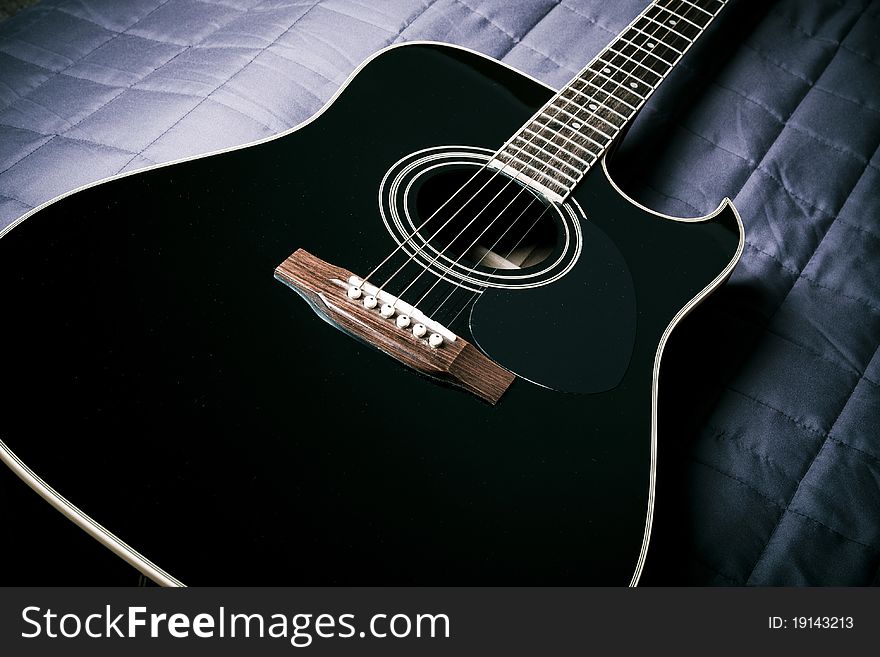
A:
0,39,742,585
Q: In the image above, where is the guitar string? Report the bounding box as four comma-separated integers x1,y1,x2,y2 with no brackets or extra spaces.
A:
433,0,711,325
353,12,630,293
413,0,704,323
434,0,717,326
445,203,555,328
361,51,621,303
358,154,514,286
381,0,687,318
360,0,689,309
443,192,549,328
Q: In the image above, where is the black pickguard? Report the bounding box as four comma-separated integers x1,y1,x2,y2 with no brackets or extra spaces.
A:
0,44,742,585
471,214,637,394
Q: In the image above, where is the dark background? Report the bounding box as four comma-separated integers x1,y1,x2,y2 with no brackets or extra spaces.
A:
0,0,38,22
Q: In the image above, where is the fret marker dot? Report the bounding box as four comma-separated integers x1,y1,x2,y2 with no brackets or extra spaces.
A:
603,67,611,74
669,19,677,25
647,42,656,49
588,103,598,111
629,82,638,89
571,121,581,129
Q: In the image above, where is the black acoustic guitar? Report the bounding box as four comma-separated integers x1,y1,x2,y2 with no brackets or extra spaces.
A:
0,0,742,586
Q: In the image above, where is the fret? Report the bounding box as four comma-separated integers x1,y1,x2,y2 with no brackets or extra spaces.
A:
508,136,585,179
496,152,576,191
522,117,599,158
628,24,683,55
492,0,728,200
534,116,604,158
543,104,616,143
537,123,607,163
504,140,582,182
695,0,725,14
567,98,625,132
522,127,595,168
641,14,691,48
547,100,617,140
675,0,714,18
578,68,644,104
571,77,638,112
598,51,662,86
672,11,705,31
590,112,619,135
540,112,608,152
656,2,706,30
616,32,677,68
550,117,609,152
606,41,670,78
648,1,706,32
561,86,630,122
584,66,647,104
649,5,703,41
516,156,579,184
561,97,621,134
495,151,576,188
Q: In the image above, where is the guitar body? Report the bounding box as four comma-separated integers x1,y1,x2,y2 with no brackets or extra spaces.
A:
0,43,742,585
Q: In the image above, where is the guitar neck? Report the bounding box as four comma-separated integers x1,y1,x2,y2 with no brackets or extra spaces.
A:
491,0,728,202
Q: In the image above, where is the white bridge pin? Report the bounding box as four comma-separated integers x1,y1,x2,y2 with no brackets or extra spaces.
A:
347,286,362,300
363,295,378,309
380,303,395,318
428,333,444,348
412,323,427,338
396,314,411,329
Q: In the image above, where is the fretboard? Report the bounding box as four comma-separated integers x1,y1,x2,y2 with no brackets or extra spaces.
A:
490,0,728,202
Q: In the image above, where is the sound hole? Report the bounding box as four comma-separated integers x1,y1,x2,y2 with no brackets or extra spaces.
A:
412,166,558,270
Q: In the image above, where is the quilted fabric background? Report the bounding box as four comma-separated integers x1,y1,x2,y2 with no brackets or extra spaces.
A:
1,0,878,585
